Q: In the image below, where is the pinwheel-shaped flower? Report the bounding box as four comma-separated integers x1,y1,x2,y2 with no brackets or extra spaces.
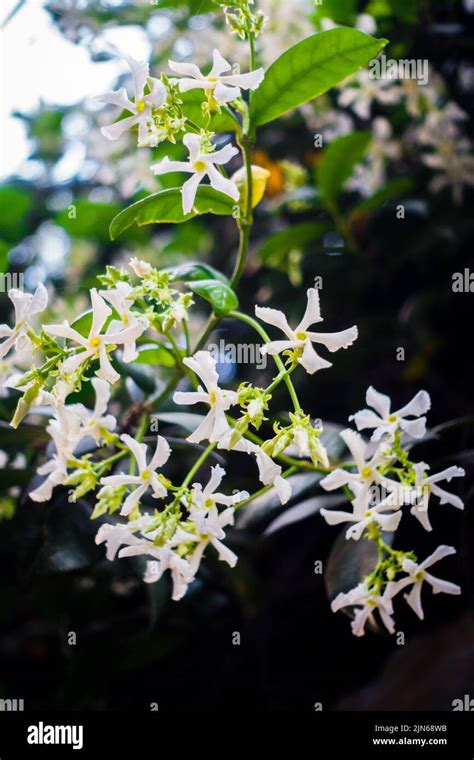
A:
320,429,400,509
97,57,167,144
0,283,48,359
76,378,116,444
410,462,465,531
349,386,431,441
151,133,239,214
29,406,84,503
99,281,144,362
321,483,403,541
44,289,146,384
331,582,395,637
169,49,264,104
174,351,238,443
386,545,461,619
255,288,358,374
101,433,171,516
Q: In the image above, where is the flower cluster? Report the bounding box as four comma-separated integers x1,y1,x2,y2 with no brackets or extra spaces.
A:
320,386,464,636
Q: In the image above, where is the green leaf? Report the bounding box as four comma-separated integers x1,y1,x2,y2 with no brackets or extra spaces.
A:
187,278,239,317
317,131,372,205
255,222,329,266
135,344,176,368
109,186,235,240
180,90,236,132
165,261,229,284
348,178,413,220
250,29,388,127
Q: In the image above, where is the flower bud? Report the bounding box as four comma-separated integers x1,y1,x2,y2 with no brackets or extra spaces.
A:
231,165,270,209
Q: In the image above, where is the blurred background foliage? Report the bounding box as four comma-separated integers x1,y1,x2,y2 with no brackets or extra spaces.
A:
0,0,473,711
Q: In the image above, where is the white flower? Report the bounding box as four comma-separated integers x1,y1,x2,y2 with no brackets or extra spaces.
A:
386,545,461,619
99,281,144,362
0,283,48,359
140,550,192,601
349,386,431,441
101,433,171,516
95,515,152,560
29,406,84,502
410,462,465,531
347,117,401,197
97,57,167,145
246,441,292,505
178,464,247,573
75,378,116,444
320,429,402,508
338,70,402,120
255,288,357,375
173,350,238,443
422,140,474,205
0,450,8,468
169,49,264,104
151,133,239,214
321,484,403,540
129,257,152,277
44,288,146,384
331,582,395,637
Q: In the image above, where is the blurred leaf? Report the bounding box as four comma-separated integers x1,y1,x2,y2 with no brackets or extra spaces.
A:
56,201,125,243
255,222,328,267
320,422,347,461
187,278,238,316
154,412,206,433
0,241,9,273
317,131,372,206
349,178,413,220
135,344,176,368
0,186,33,243
263,494,346,537
237,471,323,529
313,0,358,24
166,261,228,284
115,356,157,394
0,420,49,446
250,29,388,126
109,186,235,239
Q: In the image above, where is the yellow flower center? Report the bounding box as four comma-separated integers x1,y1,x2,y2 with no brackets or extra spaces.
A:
209,390,217,405
366,599,377,608
122,313,129,325
415,570,425,581
388,414,398,423
295,331,307,341
141,469,151,480
205,498,214,508
361,466,372,479
193,160,207,172
207,76,218,83
364,510,372,518
136,99,146,112
89,336,101,349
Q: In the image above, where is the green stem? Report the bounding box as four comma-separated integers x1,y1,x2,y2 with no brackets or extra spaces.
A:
181,442,217,489
229,309,301,412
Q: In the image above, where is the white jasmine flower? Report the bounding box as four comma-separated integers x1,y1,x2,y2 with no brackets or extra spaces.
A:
44,288,146,384
129,257,152,277
169,49,264,104
337,70,402,120
95,515,152,560
422,140,474,205
255,288,357,375
350,386,431,441
151,133,239,214
247,441,292,505
76,378,116,443
29,406,84,502
331,582,395,637
320,429,401,508
386,545,461,619
101,433,171,516
0,450,8,468
0,283,48,359
173,350,238,443
128,547,192,601
97,57,167,145
99,281,144,362
410,462,465,531
347,117,401,197
321,484,402,540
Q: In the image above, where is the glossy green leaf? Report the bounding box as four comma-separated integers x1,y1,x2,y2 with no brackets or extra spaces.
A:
135,344,176,368
317,131,372,205
250,29,388,127
165,261,228,284
109,186,235,240
186,278,239,316
255,222,329,266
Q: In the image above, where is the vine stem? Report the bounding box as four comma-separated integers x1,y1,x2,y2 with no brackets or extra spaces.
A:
228,309,301,412
181,442,217,489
